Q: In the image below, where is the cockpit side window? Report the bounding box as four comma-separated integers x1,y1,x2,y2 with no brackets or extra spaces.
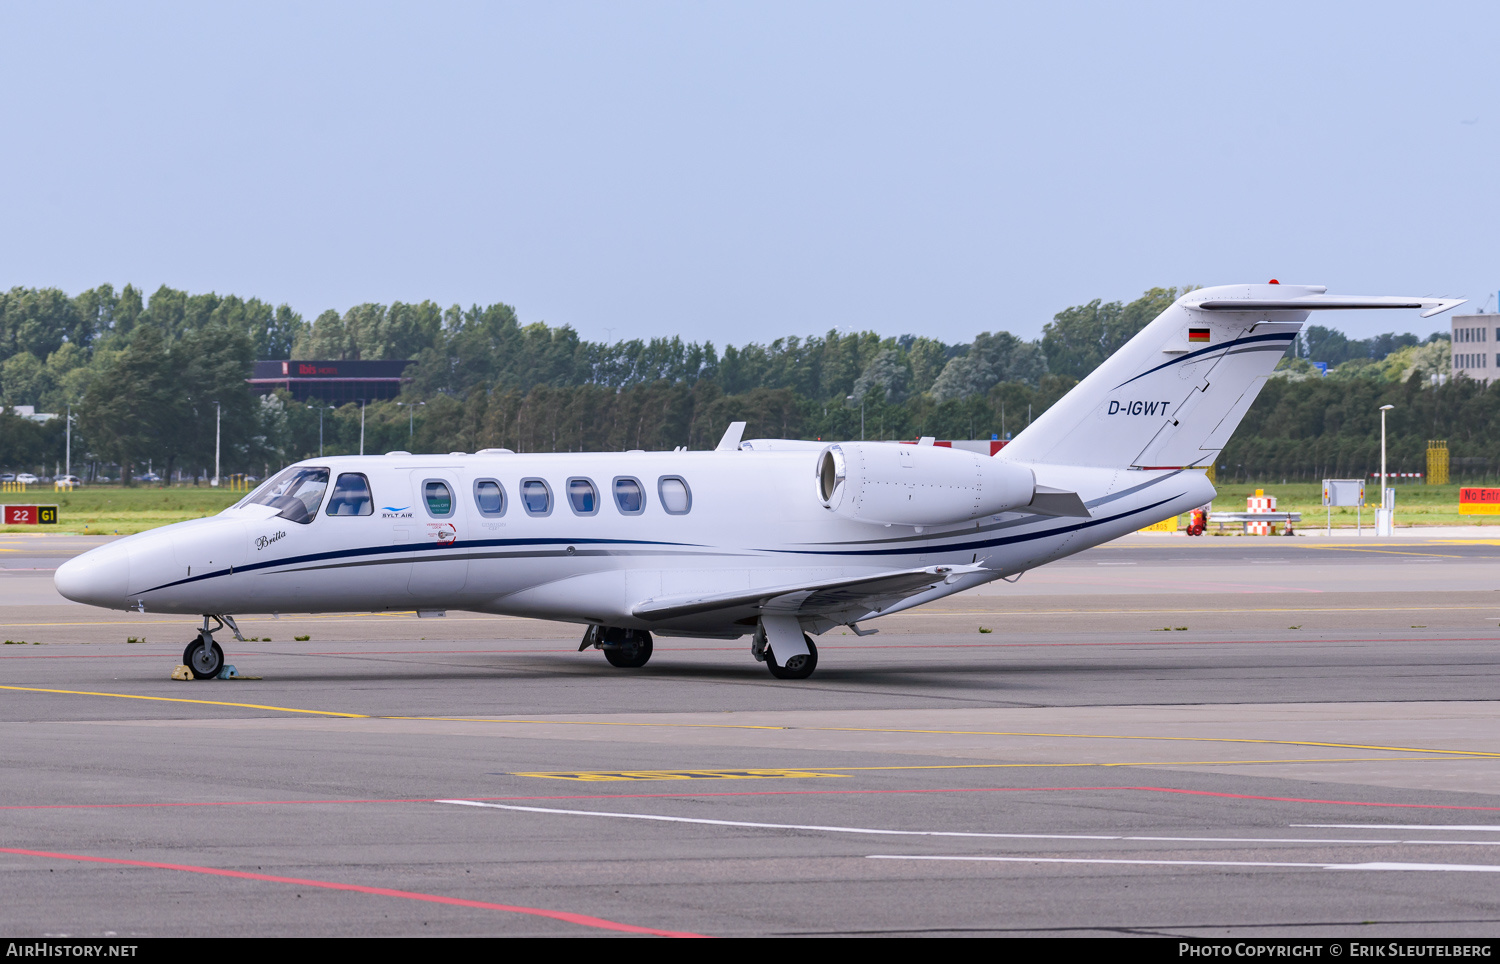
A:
326,473,374,516
247,466,329,525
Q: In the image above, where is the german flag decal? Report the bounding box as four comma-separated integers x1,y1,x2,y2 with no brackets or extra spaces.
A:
1188,328,1211,343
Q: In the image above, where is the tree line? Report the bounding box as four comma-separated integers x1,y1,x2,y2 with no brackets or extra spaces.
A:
0,281,1477,482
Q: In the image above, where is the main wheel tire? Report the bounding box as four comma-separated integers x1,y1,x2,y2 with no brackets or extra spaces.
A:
183,636,225,680
766,635,818,680
603,632,653,668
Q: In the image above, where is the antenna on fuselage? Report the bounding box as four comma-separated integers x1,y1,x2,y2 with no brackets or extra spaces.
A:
715,421,747,452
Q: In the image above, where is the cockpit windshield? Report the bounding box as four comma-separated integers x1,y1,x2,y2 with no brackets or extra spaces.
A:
244,466,330,524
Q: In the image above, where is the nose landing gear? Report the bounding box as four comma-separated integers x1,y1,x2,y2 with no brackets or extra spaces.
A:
183,636,224,679
183,614,244,680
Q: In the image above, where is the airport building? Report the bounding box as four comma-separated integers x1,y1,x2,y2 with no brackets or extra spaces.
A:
1451,312,1497,385
247,360,414,405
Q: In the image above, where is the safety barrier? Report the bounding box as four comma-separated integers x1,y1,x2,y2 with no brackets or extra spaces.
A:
0,481,27,492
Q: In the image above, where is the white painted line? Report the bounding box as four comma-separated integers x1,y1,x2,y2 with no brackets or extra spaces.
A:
435,801,1500,847
1296,824,1500,832
867,856,1500,873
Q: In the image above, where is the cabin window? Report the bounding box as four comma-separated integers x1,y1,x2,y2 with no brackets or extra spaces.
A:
658,475,692,515
248,466,329,525
422,480,455,519
613,477,645,515
326,473,374,516
567,477,599,515
473,479,506,517
521,478,552,516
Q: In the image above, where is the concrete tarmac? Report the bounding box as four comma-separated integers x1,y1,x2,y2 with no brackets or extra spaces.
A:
3,532,1500,937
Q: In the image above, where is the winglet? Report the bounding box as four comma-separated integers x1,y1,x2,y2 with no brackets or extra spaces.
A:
716,422,747,452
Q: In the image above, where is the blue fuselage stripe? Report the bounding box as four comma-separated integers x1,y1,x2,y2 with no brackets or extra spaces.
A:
136,495,1183,596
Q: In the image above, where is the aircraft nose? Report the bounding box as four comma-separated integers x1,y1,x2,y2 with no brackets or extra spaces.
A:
54,544,130,609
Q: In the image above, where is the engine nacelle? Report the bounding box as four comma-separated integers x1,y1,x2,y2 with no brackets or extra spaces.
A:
815,442,1036,526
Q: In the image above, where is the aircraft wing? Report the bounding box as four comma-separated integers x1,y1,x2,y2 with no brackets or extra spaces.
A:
632,566,965,624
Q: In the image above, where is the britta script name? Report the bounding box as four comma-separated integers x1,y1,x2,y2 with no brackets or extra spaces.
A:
255,531,288,550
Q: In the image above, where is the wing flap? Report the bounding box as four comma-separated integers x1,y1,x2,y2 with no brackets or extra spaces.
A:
632,566,957,623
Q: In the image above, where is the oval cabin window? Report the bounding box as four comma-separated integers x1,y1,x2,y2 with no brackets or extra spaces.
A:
613,477,645,514
423,480,454,518
567,478,599,515
473,479,506,517
658,476,691,515
521,479,552,516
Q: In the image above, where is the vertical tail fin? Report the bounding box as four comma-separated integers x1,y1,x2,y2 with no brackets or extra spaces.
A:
1000,284,1463,469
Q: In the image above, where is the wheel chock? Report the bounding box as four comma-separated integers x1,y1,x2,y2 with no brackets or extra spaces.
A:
216,664,239,680
170,664,193,681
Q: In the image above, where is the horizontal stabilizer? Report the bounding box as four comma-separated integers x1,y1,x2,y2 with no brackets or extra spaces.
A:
1192,294,1466,319
1000,283,1466,470
633,566,958,623
1027,486,1090,518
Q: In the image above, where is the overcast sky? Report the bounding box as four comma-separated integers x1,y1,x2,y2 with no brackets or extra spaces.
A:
1,1,1495,346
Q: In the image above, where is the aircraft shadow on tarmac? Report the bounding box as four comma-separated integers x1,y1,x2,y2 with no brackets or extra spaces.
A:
135,650,1308,690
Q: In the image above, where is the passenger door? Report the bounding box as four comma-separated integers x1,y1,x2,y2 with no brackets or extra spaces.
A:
408,469,469,598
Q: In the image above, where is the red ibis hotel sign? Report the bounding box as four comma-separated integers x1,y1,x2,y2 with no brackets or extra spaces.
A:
1459,488,1500,515
3,504,57,525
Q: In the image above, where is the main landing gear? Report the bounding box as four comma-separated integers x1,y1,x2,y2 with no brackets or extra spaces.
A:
580,625,654,668
752,617,819,680
184,615,243,680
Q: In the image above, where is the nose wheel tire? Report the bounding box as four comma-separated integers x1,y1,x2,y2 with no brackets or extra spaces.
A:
602,632,653,668
766,636,818,680
183,636,225,680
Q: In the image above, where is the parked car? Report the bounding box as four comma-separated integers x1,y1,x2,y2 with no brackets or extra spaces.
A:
15,473,38,484
138,472,162,482
55,475,82,486
0,473,14,482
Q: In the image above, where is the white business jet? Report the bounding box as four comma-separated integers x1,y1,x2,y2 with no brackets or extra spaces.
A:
54,284,1463,680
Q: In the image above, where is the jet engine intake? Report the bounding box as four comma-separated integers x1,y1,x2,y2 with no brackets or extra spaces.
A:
815,442,1035,526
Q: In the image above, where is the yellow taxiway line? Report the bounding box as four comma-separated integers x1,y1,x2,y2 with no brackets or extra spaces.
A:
7,687,1497,762
0,684,368,718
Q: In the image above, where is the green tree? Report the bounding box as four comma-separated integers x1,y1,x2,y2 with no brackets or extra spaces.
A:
1042,287,1180,380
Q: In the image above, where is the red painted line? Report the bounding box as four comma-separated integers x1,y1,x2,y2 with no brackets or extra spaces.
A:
0,846,707,937
1124,786,1500,811
6,785,1499,812
820,636,1500,650
0,653,165,659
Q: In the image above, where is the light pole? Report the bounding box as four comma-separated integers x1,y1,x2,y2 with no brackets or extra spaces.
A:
395,401,425,443
359,399,367,456
212,401,221,487
64,404,72,478
845,394,865,441
1377,403,1395,536
317,404,337,457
